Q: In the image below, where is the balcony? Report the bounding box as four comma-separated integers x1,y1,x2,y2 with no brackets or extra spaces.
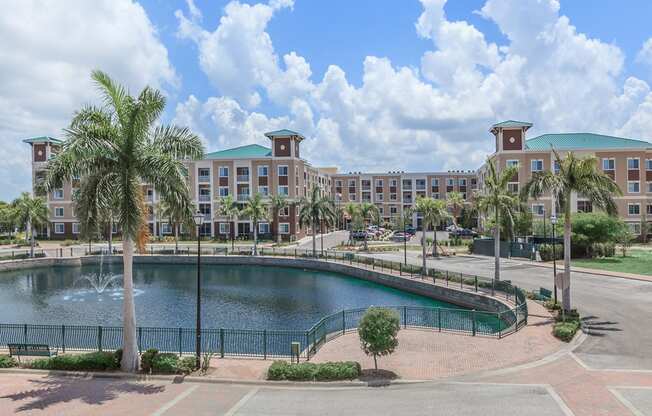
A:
198,175,210,183
237,194,250,202
198,194,211,202
237,175,249,183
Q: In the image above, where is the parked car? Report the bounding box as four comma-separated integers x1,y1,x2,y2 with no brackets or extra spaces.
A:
351,231,367,239
391,232,410,242
450,228,477,238
404,226,416,235
445,224,460,232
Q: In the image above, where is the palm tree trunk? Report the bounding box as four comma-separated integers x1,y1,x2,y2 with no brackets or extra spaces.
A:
108,218,113,254
494,209,501,281
120,238,139,372
276,210,281,244
563,206,572,312
432,228,438,257
174,224,179,254
421,228,427,275
312,220,317,257
253,221,258,255
28,218,34,258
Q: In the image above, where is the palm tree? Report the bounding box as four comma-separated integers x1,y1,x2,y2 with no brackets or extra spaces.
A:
241,193,267,255
270,194,288,244
45,70,203,372
12,192,48,257
358,202,379,251
522,150,620,311
446,191,465,227
415,197,451,271
73,176,115,253
474,159,519,282
218,195,240,251
160,194,193,254
344,203,360,244
299,185,332,257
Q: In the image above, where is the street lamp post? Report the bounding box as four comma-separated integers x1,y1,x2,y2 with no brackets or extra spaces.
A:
550,214,558,305
192,211,204,369
542,207,547,243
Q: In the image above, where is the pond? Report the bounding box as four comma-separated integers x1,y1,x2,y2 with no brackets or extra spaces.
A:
0,263,460,330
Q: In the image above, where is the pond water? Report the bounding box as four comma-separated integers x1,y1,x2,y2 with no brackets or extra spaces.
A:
0,263,461,330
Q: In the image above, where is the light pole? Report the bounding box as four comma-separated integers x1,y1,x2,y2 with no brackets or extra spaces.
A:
542,207,547,243
192,211,204,369
550,214,558,305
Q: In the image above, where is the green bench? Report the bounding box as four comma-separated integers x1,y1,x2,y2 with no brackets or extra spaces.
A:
537,287,552,300
8,343,57,362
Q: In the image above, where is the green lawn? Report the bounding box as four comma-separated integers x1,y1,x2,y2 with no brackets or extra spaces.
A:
572,249,652,276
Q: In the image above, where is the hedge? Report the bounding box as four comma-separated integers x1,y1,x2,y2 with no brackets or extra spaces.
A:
267,361,361,381
28,351,121,371
0,355,17,368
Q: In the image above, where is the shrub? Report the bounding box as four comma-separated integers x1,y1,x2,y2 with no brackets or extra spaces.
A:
151,353,179,374
267,361,361,381
571,213,626,257
538,244,563,261
358,307,400,371
0,355,17,368
141,348,158,373
113,348,123,366
553,320,580,342
29,352,120,371
177,356,197,374
589,242,615,258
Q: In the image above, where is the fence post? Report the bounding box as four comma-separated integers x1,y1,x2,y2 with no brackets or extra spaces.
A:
491,278,495,296
403,306,407,329
342,310,346,335
263,330,267,360
218,328,225,358
438,308,442,332
460,273,463,289
294,248,297,258
514,285,518,303
475,276,478,292
306,332,310,361
472,310,476,336
138,327,142,354
70,247,73,257
23,324,27,344
446,270,449,286
399,263,402,276
98,326,103,351
178,328,182,356
61,325,66,353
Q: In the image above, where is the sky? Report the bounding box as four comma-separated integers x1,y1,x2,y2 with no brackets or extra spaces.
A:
2,0,652,201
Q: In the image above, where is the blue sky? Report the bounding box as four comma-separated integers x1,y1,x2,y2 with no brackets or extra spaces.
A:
2,0,652,201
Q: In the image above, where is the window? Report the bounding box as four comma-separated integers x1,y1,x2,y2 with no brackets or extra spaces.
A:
161,223,172,235
508,183,519,194
257,166,268,177
577,200,593,213
402,179,412,188
506,160,519,168
378,206,384,215
54,207,64,217
348,179,356,187
375,179,383,187
390,179,398,187
432,193,440,199
54,223,65,234
648,204,652,215
219,187,229,197
349,194,356,201
531,204,545,216
648,182,652,193
219,167,229,177
112,223,118,234
279,223,290,234
628,204,640,215
431,178,439,186
415,179,426,190
530,159,543,172
459,178,467,186
553,160,560,174
390,206,398,215
335,180,343,187
198,168,210,182
628,223,642,235
258,186,269,196
377,193,384,201
646,159,652,171
446,178,455,187
627,158,640,170
278,165,288,176
258,223,270,234
628,181,640,193
72,223,80,234
280,206,290,216
278,185,289,196
53,188,64,200
219,223,230,234
390,193,397,201
602,158,615,170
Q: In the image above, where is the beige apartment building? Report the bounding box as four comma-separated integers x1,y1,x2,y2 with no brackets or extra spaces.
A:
479,121,652,236
24,120,652,240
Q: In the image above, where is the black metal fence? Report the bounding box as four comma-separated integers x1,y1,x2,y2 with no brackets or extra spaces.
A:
0,246,529,359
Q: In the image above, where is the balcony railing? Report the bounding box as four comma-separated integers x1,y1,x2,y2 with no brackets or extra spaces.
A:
237,194,250,202
198,175,210,183
237,175,249,182
198,194,211,202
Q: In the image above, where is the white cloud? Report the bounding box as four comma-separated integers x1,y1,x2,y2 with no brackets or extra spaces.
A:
636,38,652,67
0,0,177,201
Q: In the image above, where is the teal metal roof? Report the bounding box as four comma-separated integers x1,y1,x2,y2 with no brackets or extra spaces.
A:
525,133,652,150
264,129,305,139
22,136,63,145
491,120,533,128
204,144,272,160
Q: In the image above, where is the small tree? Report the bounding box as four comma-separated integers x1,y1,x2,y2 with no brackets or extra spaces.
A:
616,227,634,257
358,307,400,371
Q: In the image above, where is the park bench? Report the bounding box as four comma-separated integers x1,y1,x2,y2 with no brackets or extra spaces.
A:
538,287,552,300
8,343,57,362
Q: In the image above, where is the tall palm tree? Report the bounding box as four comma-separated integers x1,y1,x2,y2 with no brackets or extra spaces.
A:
218,195,240,251
344,203,360,244
12,192,48,257
446,191,465,227
241,193,267,255
522,150,620,311
73,176,115,253
358,202,379,251
270,194,288,244
160,194,193,254
474,159,519,282
45,70,203,372
415,197,451,271
299,185,332,257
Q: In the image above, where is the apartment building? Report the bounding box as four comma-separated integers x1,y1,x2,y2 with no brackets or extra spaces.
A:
479,120,652,235
24,120,652,240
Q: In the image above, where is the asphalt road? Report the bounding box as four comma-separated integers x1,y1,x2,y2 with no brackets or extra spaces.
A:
362,250,652,371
